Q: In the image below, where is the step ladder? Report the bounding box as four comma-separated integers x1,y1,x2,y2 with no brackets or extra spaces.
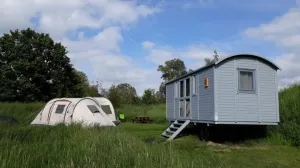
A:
161,120,190,141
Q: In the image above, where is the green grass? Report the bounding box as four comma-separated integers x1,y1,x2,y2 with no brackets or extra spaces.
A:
1,84,300,167
115,104,167,124
0,123,300,168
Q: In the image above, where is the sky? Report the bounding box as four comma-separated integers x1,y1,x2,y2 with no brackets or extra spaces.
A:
0,0,300,95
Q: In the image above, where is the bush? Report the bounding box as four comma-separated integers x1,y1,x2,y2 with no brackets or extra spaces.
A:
271,83,300,146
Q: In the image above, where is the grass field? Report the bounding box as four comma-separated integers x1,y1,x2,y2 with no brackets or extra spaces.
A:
1,84,300,168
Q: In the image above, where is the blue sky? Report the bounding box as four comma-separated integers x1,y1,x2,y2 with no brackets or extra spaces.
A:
1,0,300,94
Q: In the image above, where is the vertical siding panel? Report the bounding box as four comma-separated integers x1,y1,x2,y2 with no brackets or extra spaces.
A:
235,57,258,121
198,67,214,121
275,72,279,122
191,73,199,120
166,84,174,120
234,58,237,122
257,59,260,122
197,74,200,120
215,59,235,121
258,60,277,122
213,66,217,121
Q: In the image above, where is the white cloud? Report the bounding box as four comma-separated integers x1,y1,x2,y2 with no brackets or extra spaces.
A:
0,0,160,39
274,53,300,87
145,48,175,65
0,0,162,96
142,41,229,70
62,27,123,54
244,3,300,88
244,5,300,49
142,41,155,49
63,29,162,96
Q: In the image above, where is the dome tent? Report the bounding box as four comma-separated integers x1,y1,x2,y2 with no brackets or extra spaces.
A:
30,97,115,127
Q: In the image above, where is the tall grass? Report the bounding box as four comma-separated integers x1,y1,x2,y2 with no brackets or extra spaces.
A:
0,102,44,125
0,124,227,168
1,124,300,168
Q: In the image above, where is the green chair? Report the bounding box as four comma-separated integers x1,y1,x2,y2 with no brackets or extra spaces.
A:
119,113,125,121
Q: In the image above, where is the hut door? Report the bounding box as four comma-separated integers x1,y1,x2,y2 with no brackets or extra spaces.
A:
179,77,191,119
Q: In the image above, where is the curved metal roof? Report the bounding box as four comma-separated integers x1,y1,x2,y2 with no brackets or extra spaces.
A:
215,53,281,70
165,53,281,85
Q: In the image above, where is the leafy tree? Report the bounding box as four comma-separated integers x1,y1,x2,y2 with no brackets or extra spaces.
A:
204,50,220,66
157,58,189,82
0,28,84,102
116,83,138,105
153,82,166,104
105,84,121,109
142,88,157,105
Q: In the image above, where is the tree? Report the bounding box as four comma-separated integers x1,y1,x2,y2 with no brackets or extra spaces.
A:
154,82,166,104
0,28,84,102
105,84,121,109
204,50,220,66
157,58,193,103
116,83,138,105
157,58,189,82
142,88,156,105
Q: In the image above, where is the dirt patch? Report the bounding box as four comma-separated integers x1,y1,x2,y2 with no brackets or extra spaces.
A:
206,141,270,151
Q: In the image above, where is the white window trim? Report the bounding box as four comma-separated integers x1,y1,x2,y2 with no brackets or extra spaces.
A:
192,75,196,95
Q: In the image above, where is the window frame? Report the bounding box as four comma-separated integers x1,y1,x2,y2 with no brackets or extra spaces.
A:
192,75,196,95
179,80,184,98
237,68,256,94
185,77,190,97
178,76,192,118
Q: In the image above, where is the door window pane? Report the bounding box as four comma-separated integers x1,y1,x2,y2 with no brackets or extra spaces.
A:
186,78,190,97
186,99,190,117
180,81,184,97
180,100,184,117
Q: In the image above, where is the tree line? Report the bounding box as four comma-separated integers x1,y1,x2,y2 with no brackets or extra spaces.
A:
0,28,219,107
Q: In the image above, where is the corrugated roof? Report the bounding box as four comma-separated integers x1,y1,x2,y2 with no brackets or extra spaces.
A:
165,53,281,85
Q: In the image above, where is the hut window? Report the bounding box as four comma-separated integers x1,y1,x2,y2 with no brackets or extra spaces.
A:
180,80,184,97
55,105,65,114
186,78,190,97
101,105,112,114
238,69,255,93
87,105,100,113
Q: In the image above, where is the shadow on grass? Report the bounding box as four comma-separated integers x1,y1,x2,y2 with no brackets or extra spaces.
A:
180,124,269,144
